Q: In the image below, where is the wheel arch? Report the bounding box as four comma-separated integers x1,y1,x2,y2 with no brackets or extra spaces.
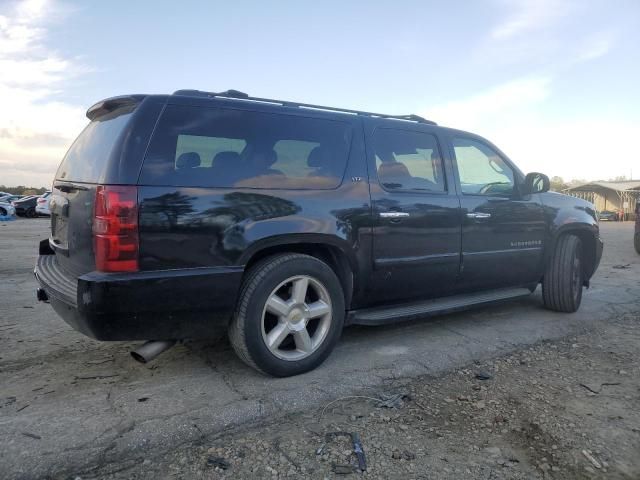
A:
239,235,356,309
547,224,599,283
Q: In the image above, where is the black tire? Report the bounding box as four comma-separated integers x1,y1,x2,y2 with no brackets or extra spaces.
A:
27,208,37,218
635,233,640,255
542,235,583,313
0,207,6,216
229,253,345,377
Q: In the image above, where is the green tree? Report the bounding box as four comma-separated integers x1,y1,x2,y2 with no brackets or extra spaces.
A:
549,176,568,192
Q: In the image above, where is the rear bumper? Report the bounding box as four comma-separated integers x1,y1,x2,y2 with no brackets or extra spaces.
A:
34,243,243,340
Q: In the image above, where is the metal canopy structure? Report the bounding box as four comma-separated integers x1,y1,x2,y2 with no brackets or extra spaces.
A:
564,181,640,219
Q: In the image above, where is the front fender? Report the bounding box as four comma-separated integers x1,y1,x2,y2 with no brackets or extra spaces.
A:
540,192,602,280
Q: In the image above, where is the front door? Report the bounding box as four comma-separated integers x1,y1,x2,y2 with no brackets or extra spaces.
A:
367,126,462,305
449,135,546,292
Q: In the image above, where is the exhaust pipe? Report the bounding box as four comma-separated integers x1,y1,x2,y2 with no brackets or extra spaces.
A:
131,340,176,363
36,288,49,303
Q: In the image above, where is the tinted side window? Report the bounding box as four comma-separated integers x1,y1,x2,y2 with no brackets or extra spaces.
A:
452,137,514,196
140,105,352,189
372,129,446,192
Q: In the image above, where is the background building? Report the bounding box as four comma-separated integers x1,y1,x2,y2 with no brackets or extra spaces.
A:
564,181,640,220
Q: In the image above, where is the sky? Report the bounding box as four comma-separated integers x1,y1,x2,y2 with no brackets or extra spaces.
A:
0,0,639,188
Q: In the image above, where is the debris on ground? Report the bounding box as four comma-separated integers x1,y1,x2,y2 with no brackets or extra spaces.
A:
474,370,493,380
375,391,409,409
206,456,230,470
89,311,640,479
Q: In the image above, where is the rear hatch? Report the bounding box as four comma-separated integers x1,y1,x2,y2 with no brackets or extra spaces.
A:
50,97,141,277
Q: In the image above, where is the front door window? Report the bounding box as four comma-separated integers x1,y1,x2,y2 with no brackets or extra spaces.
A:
452,137,514,197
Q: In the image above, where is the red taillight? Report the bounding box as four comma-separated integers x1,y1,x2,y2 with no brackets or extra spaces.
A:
37,198,46,203
93,185,139,272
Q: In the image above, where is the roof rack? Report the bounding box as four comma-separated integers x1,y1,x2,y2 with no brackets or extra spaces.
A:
172,89,437,125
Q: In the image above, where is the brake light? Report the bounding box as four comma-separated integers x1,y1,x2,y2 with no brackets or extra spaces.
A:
93,185,139,272
37,198,46,203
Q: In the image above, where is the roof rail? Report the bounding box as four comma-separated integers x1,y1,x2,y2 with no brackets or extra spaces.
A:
172,89,437,125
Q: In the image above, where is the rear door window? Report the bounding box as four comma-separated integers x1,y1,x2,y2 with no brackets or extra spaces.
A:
372,128,446,192
56,106,135,183
140,105,352,189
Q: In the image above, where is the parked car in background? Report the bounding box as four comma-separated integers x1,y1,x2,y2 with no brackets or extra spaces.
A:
0,199,16,217
35,191,52,216
598,210,617,221
13,195,38,217
2,194,25,203
35,89,603,377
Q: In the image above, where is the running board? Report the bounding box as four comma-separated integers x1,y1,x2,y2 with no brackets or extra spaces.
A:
349,287,532,326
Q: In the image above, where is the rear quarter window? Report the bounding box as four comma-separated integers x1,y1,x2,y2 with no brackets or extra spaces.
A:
56,106,135,183
139,105,352,189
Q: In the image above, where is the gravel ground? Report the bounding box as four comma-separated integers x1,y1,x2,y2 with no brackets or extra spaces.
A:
93,310,640,480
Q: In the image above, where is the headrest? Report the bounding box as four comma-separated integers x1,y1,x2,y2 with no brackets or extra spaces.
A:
307,146,330,168
176,152,201,169
256,149,277,167
212,151,241,167
378,161,411,178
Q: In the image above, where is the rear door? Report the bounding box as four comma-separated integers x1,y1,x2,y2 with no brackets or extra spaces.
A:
366,124,462,305
449,134,546,291
50,103,139,276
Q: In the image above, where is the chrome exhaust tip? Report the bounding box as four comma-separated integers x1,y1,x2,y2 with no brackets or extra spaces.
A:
131,340,176,363
36,288,49,302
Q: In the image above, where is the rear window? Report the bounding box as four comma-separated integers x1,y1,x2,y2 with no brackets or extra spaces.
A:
140,105,352,189
56,106,135,183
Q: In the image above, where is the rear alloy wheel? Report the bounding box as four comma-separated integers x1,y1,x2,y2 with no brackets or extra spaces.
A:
542,234,583,313
229,253,344,377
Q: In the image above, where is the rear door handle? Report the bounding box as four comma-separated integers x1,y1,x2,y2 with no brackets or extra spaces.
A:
466,212,491,219
380,212,410,218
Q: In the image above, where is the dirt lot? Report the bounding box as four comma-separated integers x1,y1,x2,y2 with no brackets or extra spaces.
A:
113,310,640,480
1,218,639,479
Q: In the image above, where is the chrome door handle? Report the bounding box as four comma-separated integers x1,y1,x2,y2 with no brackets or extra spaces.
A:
466,212,491,219
380,212,410,218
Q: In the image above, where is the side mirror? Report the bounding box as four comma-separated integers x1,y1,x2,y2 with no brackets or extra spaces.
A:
522,172,550,195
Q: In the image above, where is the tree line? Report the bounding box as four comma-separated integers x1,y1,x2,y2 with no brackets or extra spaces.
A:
0,185,48,196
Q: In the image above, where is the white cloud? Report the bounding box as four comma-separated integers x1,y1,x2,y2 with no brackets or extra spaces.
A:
423,76,552,131
0,0,87,188
423,77,637,181
489,119,639,181
490,0,573,40
575,32,613,63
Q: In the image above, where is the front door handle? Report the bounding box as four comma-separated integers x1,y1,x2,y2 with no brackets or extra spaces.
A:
466,212,491,219
380,212,410,218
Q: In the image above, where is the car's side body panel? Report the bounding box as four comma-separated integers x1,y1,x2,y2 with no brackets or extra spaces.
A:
439,128,548,291
362,118,463,305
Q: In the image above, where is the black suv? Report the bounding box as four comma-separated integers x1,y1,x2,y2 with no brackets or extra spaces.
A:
35,90,603,377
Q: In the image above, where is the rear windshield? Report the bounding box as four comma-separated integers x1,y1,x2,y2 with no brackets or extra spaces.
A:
139,105,352,189
55,106,135,183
